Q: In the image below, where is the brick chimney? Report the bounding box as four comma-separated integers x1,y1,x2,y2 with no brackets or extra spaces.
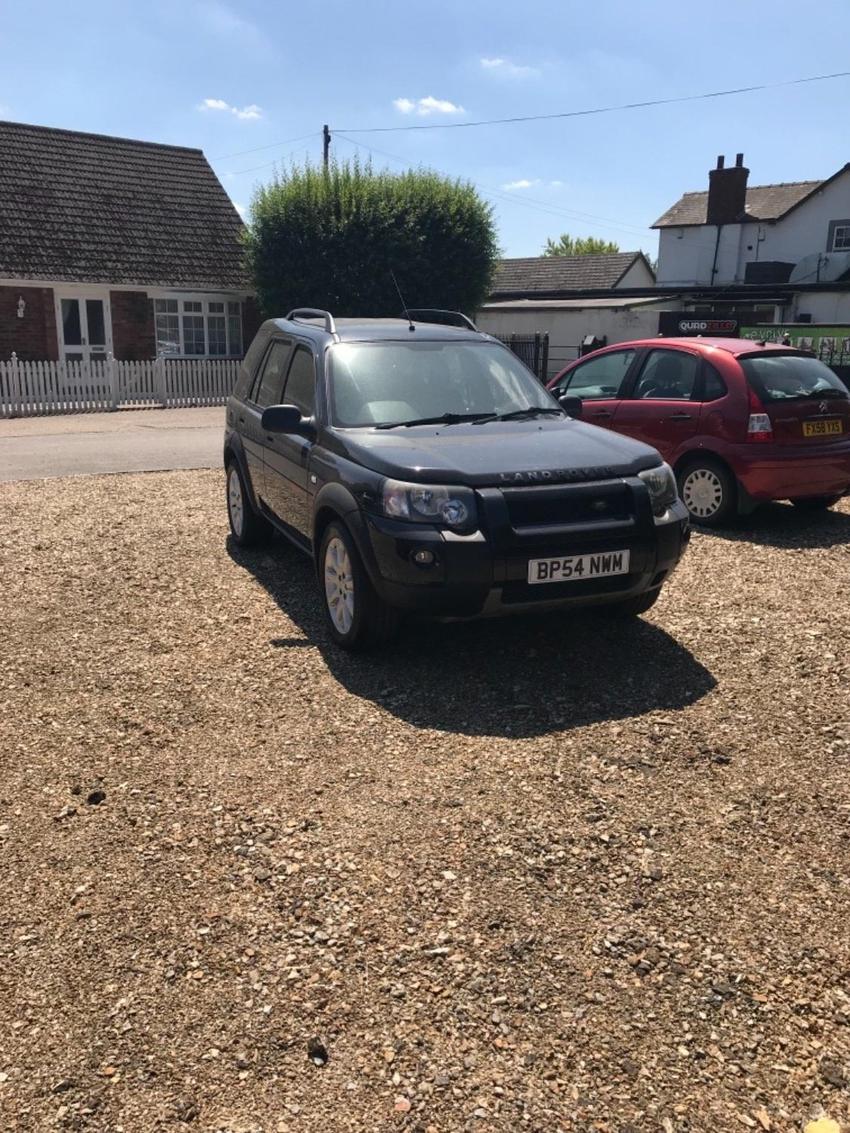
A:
706,153,749,225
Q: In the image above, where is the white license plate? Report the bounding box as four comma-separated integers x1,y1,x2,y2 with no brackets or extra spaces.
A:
527,549,631,584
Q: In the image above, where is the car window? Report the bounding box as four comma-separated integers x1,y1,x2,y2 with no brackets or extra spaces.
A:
740,354,849,401
559,349,635,400
283,345,317,416
252,340,291,408
632,349,699,400
702,364,727,401
328,341,554,427
234,331,270,400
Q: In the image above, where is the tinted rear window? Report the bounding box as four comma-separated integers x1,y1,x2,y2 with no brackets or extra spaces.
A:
740,353,849,402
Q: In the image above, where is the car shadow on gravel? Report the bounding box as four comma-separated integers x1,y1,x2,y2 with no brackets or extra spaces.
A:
228,538,716,738
700,501,850,549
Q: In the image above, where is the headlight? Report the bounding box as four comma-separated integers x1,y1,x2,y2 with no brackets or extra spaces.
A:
638,462,678,518
382,479,476,530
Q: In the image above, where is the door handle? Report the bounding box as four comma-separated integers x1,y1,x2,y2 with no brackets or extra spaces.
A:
667,413,693,420
590,410,613,419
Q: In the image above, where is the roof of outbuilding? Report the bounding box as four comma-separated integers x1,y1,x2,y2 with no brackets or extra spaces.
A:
0,119,248,288
491,252,650,296
652,179,826,228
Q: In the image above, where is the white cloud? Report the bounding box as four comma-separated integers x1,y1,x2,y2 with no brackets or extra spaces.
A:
502,179,539,191
501,178,565,192
393,95,465,117
480,57,540,79
198,98,263,121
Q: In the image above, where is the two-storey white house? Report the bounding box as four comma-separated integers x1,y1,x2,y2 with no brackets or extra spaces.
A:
653,155,850,323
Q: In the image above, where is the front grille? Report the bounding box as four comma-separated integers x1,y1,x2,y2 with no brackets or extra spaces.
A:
501,481,634,530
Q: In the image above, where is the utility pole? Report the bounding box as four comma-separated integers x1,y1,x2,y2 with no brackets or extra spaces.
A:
322,124,331,170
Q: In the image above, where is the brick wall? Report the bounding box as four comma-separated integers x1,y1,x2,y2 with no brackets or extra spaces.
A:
110,290,155,360
0,285,59,360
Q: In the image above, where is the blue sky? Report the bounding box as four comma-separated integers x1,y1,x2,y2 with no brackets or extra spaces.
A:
3,0,850,259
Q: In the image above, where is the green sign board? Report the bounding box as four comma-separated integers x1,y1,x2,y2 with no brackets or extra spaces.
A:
740,325,850,362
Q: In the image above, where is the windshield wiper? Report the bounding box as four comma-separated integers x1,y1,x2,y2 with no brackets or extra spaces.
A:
802,387,847,399
375,412,493,430
483,407,564,423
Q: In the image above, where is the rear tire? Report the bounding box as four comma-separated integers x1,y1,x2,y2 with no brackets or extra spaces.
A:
791,494,843,512
677,458,737,527
319,521,399,651
226,461,272,547
602,588,661,619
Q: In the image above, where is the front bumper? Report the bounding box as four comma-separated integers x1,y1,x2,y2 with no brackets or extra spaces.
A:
360,478,690,618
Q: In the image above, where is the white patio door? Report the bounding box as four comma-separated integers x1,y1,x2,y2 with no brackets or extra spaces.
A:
56,292,113,363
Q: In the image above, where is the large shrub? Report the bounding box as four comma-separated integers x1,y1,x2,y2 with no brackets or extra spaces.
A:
244,160,498,318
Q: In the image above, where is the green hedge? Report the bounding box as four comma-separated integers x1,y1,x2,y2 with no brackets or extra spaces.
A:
244,159,498,319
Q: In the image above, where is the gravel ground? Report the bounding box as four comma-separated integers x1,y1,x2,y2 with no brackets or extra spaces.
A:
1,470,849,1133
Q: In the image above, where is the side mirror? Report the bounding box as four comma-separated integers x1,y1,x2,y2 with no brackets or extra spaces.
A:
261,404,317,440
558,394,583,418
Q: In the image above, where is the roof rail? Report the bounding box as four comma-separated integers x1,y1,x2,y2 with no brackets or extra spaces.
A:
286,308,338,337
402,309,479,332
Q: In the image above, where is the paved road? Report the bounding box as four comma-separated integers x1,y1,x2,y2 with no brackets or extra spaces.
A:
0,407,225,482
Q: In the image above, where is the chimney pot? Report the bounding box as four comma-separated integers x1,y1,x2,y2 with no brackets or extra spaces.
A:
735,152,744,167
716,155,725,169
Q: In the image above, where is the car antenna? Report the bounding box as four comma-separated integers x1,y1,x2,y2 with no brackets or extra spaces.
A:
390,271,415,333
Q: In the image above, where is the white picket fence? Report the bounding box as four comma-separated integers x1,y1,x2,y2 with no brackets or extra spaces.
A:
0,354,240,417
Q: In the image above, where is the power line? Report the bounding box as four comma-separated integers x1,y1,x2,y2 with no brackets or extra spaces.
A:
333,133,655,242
217,142,318,176
211,131,317,161
336,69,850,134
333,133,795,259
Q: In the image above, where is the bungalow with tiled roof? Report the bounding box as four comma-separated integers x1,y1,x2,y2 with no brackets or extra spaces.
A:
0,120,255,363
489,251,655,299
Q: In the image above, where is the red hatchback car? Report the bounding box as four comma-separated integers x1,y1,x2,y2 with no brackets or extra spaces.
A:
548,338,850,526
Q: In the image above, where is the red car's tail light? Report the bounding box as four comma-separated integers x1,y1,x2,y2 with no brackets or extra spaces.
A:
746,386,774,443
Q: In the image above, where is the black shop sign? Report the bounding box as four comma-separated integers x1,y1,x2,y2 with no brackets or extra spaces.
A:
658,313,738,337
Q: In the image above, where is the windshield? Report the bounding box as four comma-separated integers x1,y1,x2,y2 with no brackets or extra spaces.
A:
741,353,849,402
328,340,557,427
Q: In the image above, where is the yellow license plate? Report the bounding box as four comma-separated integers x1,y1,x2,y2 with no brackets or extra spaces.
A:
803,419,843,437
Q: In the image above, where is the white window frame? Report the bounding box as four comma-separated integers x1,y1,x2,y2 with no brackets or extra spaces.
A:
152,293,244,357
832,224,850,252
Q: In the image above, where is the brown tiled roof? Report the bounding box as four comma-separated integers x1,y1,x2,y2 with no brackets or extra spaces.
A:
652,180,824,228
491,252,647,295
0,120,248,288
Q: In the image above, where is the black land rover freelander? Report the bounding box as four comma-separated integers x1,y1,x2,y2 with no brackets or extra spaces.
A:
224,309,690,649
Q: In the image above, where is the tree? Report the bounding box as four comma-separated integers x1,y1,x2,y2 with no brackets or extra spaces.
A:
244,159,498,317
542,233,621,257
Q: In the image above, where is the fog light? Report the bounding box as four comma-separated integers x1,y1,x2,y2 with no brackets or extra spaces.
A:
412,548,435,566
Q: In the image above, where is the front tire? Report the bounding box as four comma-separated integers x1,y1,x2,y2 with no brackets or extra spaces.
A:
791,494,843,512
319,521,399,651
226,461,272,547
677,459,737,527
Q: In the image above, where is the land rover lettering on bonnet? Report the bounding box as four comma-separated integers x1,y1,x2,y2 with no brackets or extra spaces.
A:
224,309,691,650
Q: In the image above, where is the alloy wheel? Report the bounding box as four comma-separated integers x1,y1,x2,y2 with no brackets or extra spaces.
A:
324,536,355,635
227,467,244,538
681,467,724,519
